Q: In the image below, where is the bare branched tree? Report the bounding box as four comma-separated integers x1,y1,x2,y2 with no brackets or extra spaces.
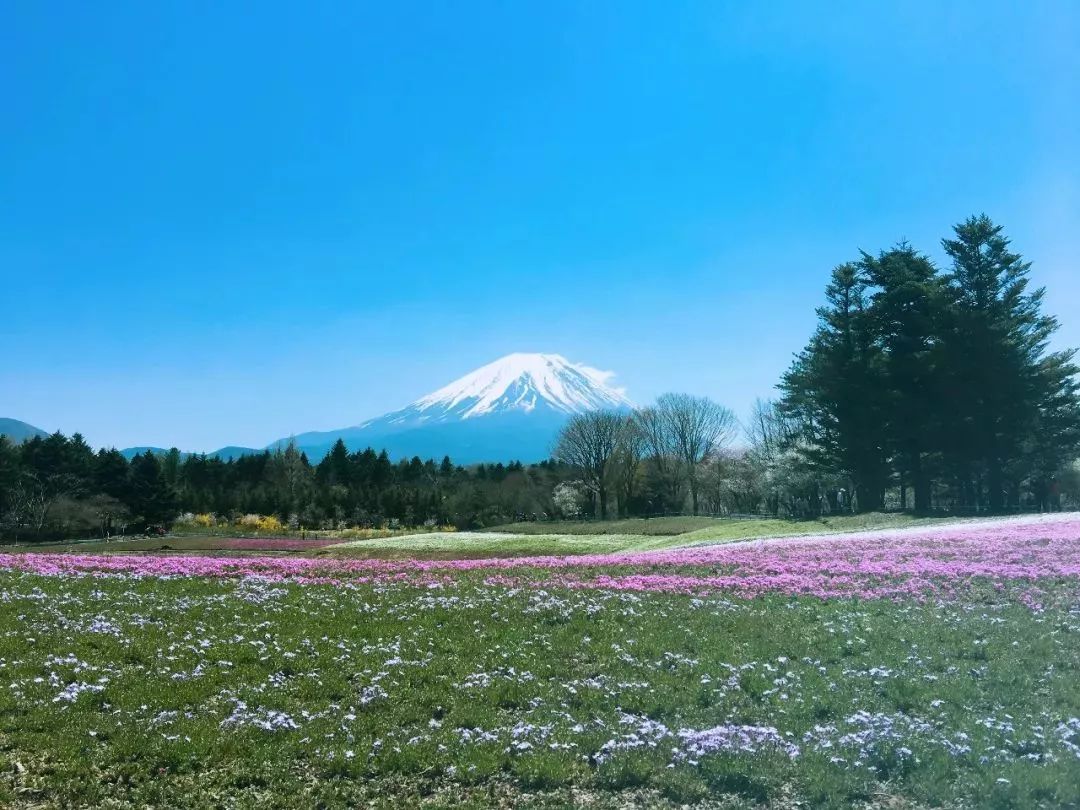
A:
634,406,682,509
553,410,627,519
657,393,737,514
611,415,644,517
746,398,799,461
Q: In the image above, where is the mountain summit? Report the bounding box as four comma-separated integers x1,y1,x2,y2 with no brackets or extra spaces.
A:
276,353,632,463
392,353,631,423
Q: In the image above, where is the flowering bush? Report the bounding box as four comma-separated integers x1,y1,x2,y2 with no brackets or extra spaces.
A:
171,512,220,531
257,515,283,533
234,514,284,533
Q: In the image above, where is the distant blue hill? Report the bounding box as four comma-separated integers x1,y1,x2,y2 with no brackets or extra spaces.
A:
208,446,263,461
273,408,571,465
119,446,186,460
119,445,261,461
0,418,50,443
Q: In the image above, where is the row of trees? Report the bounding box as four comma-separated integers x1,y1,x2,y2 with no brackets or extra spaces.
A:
552,393,737,519
0,433,178,541
0,432,583,541
0,390,749,540
776,215,1079,512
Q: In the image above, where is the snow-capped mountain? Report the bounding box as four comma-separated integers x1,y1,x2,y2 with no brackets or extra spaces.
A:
382,353,631,424
273,353,632,463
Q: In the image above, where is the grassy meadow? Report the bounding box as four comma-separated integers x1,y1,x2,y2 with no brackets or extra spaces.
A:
1,567,1078,808
324,512,952,560
486,511,947,541
0,513,1077,808
0,512,950,561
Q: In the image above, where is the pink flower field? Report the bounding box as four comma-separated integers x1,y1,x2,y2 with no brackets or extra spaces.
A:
2,513,1077,603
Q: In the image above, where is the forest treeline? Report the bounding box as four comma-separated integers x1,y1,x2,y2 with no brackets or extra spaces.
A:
1,215,1077,541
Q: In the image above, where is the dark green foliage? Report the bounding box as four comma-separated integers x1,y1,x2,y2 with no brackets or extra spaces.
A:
781,263,889,510
127,451,179,527
861,242,945,512
0,428,579,540
781,216,1079,512
939,214,1080,509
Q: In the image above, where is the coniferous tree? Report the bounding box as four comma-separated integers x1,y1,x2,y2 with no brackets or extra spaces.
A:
861,243,944,512
317,439,351,487
128,451,178,526
0,437,20,529
94,449,131,502
781,263,889,510
941,215,1080,508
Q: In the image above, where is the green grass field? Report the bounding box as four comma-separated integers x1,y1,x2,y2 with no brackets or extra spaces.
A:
487,512,943,539
323,512,952,560
674,511,949,544
0,512,961,562
0,571,1076,808
483,516,736,536
324,531,681,559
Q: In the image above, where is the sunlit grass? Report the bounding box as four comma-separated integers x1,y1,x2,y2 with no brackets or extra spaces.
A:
323,531,654,559
322,512,959,559
0,571,1076,808
483,516,731,536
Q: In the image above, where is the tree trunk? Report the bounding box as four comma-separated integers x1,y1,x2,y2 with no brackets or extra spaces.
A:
911,452,931,513
856,483,882,513
987,461,1004,511
598,487,609,520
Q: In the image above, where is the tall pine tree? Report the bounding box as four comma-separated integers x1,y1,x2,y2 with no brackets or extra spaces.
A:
941,215,1080,509
781,263,889,510
861,243,943,512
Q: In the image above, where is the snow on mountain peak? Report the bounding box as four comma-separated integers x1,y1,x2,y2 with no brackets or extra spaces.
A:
411,353,632,420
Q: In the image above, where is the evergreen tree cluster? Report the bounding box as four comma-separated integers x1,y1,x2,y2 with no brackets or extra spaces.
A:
0,432,575,541
779,215,1080,512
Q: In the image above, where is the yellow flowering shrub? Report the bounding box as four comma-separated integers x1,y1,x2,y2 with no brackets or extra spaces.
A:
235,514,284,533
256,515,283,533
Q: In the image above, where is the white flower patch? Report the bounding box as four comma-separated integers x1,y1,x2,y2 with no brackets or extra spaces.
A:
359,684,388,705
220,700,300,732
53,679,106,703
87,616,123,636
595,715,799,766
594,715,672,763
1057,719,1080,759
456,667,535,691
803,710,974,768
457,726,500,745
674,724,800,763
233,578,290,605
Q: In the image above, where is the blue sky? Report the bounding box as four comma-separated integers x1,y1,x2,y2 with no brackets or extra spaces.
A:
3,2,1078,452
